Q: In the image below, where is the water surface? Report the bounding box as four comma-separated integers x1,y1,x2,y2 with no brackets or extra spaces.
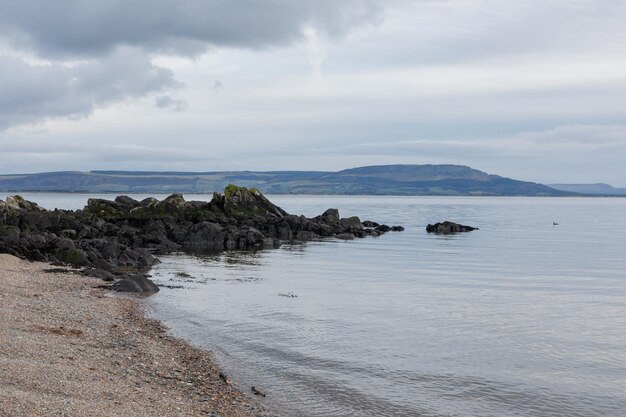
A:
6,193,626,416
148,196,626,417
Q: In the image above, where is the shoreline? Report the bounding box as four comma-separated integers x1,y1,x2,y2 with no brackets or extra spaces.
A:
0,254,268,417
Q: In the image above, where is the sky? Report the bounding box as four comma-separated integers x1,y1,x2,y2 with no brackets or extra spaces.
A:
1,0,626,185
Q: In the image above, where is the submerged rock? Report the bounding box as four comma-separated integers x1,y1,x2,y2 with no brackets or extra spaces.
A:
111,274,159,296
426,221,478,234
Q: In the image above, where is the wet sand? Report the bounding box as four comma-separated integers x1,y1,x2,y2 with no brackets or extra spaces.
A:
0,254,267,417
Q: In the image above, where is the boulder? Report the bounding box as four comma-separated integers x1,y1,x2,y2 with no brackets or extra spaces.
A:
114,195,141,210
222,185,287,218
85,198,125,219
56,248,91,267
426,221,478,234
320,208,340,224
0,226,21,244
339,216,363,230
111,275,159,296
5,195,41,212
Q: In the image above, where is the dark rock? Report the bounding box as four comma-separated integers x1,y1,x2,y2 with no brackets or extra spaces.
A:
0,226,20,244
336,233,355,240
278,292,298,298
114,195,141,210
339,216,363,229
426,221,478,234
320,208,340,224
83,268,116,282
185,221,224,251
251,386,266,397
54,237,76,252
60,229,77,239
85,198,125,219
56,248,91,267
296,230,318,241
43,268,73,274
1,188,401,297
223,185,287,218
111,274,159,295
92,258,118,272
362,220,379,228
218,372,231,384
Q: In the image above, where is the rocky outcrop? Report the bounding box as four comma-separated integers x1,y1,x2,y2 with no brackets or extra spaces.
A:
426,221,478,234
1,185,404,294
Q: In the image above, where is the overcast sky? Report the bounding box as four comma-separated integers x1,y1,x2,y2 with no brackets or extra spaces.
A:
1,0,626,185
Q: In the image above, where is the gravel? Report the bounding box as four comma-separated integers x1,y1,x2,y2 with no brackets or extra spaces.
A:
0,254,270,417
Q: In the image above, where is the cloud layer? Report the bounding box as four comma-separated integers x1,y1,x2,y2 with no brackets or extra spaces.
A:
0,0,381,56
0,48,178,129
1,0,626,184
0,0,381,130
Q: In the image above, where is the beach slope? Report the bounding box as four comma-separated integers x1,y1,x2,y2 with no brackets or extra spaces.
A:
0,254,261,417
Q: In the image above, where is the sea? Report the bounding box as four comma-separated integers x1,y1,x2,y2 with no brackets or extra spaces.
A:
4,193,626,417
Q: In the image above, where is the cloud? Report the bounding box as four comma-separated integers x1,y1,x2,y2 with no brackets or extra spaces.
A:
0,47,180,130
155,95,187,111
0,1,382,130
512,124,626,146
0,0,382,57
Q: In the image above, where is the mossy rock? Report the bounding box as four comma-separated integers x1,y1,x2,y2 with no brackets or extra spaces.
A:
224,184,248,199
223,184,286,218
85,199,125,220
56,248,90,267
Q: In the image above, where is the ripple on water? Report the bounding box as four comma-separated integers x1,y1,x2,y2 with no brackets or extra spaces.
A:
141,196,626,417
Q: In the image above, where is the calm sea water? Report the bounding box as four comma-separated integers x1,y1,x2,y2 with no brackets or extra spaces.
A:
5,193,626,417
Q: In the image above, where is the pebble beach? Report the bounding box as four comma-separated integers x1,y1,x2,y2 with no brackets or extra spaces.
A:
0,254,266,417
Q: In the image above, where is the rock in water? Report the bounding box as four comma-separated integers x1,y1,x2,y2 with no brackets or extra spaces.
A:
223,184,287,218
111,275,159,296
426,221,478,234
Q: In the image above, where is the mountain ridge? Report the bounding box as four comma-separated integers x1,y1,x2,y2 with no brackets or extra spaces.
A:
549,183,626,195
0,164,572,196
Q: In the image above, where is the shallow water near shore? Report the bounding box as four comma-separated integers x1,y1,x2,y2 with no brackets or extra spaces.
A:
6,193,626,416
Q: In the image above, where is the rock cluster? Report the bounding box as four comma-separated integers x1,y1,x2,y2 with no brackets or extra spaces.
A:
426,221,478,234
1,186,403,294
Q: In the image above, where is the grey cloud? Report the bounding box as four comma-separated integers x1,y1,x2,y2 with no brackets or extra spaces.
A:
513,125,626,146
340,0,626,67
155,95,187,111
0,0,381,130
0,48,179,129
0,0,382,57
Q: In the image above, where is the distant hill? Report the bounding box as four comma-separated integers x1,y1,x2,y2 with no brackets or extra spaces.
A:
549,183,626,196
0,164,571,196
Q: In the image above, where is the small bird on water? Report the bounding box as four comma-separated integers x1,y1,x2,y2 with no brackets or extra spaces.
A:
553,221,559,226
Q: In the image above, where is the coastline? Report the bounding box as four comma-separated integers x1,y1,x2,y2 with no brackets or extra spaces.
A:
0,254,267,417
